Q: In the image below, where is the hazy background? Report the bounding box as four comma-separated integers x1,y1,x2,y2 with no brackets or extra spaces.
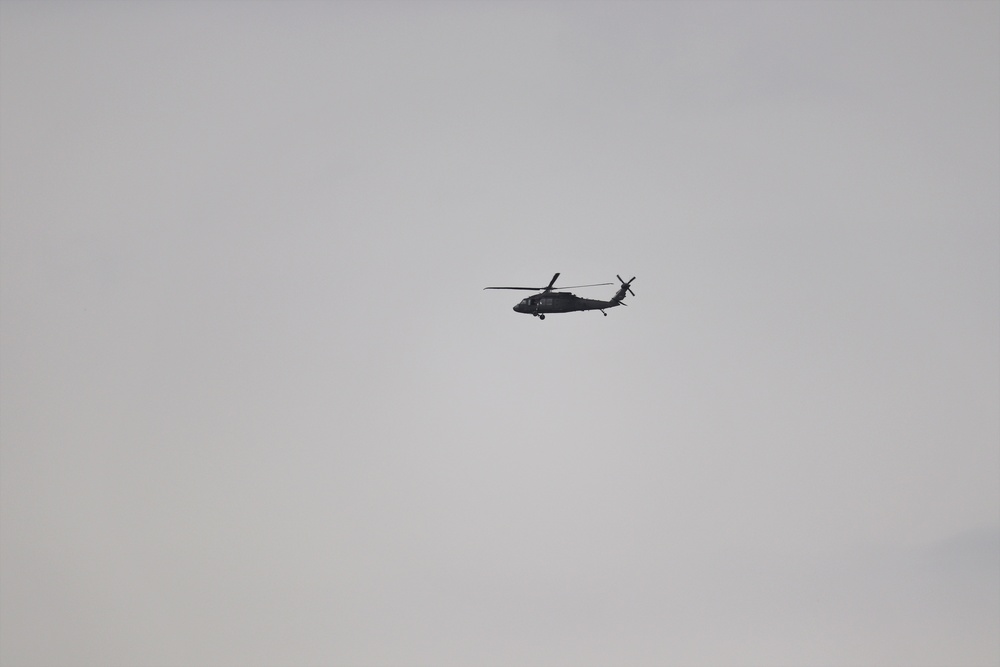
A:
2,2,998,665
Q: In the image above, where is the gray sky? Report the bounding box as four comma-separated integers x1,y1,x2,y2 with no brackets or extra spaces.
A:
1,2,998,665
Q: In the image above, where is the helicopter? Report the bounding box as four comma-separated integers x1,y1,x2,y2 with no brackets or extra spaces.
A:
484,272,636,319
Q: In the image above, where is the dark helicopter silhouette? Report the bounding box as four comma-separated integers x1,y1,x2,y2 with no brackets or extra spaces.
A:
484,272,636,319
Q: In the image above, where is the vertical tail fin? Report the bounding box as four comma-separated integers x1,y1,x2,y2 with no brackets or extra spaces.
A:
611,275,636,303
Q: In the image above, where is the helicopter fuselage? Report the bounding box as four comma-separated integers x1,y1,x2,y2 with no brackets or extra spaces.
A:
513,291,619,318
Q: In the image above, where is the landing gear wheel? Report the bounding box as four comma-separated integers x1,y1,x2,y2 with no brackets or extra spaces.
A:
538,314,545,320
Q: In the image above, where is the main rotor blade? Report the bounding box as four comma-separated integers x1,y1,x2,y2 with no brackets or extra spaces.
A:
483,286,544,291
485,272,561,292
484,273,613,291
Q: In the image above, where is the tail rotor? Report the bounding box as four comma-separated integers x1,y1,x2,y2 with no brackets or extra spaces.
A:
617,274,636,297
610,275,636,304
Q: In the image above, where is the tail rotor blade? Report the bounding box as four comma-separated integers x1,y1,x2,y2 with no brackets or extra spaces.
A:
617,274,636,296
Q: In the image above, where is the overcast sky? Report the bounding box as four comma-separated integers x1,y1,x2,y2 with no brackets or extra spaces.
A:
1,2,998,666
